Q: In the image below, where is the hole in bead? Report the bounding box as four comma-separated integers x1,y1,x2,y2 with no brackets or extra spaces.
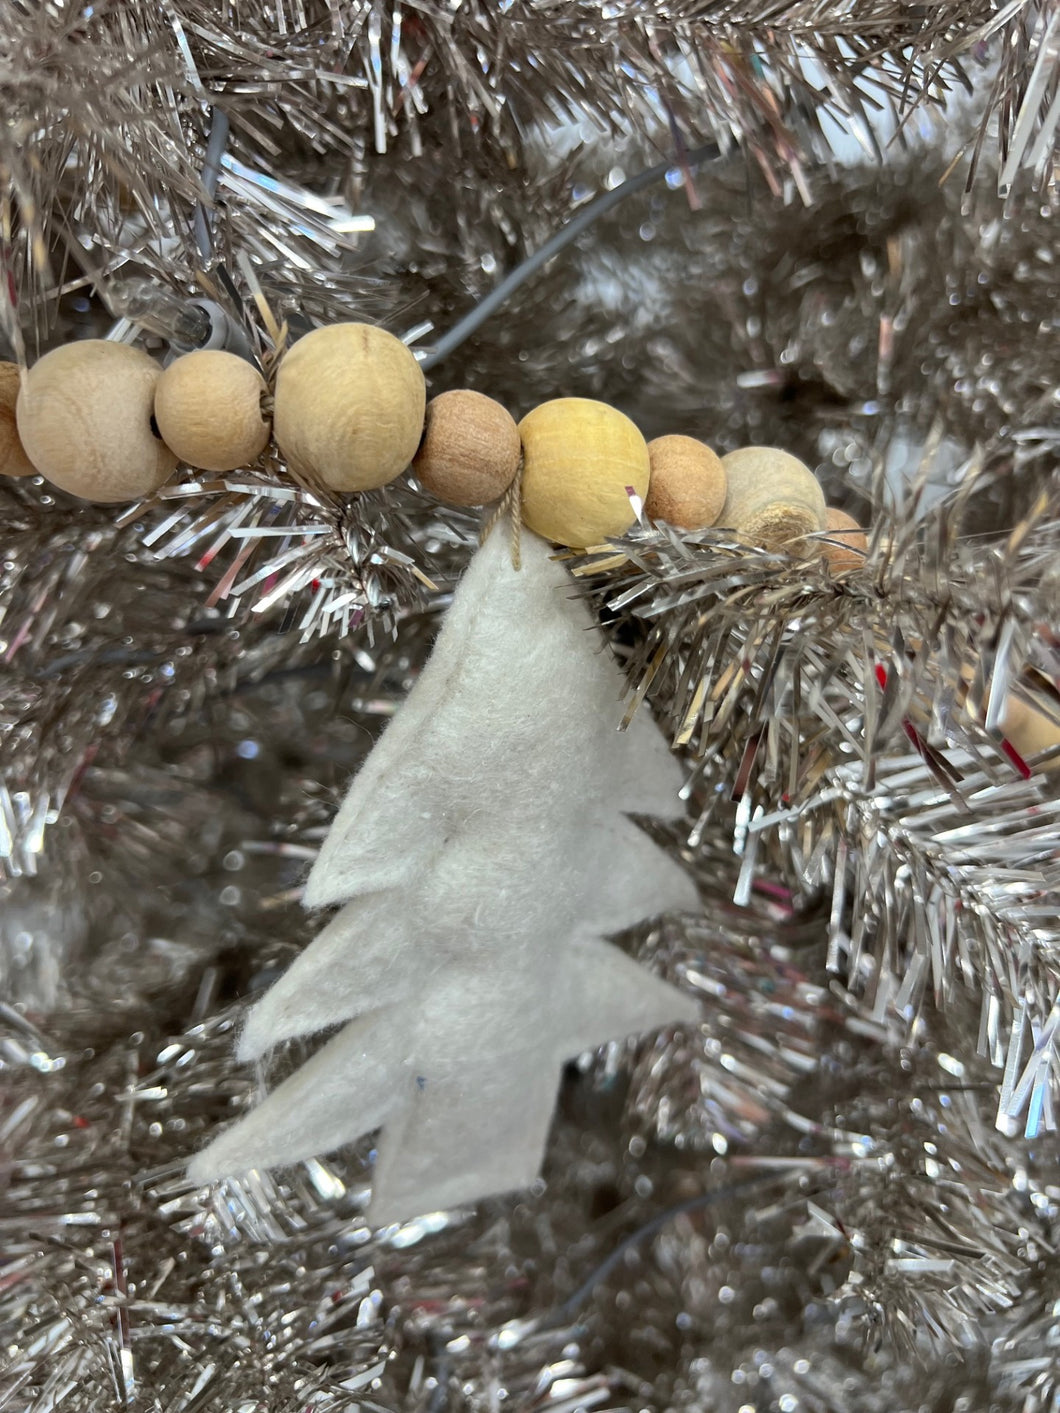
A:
149,413,163,440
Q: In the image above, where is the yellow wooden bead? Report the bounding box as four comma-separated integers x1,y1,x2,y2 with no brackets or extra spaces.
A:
821,507,868,574
719,446,826,552
0,362,36,478
964,668,1060,770
15,340,177,503
519,397,649,548
273,323,426,492
645,434,727,530
413,389,520,506
998,692,1060,766
154,350,270,473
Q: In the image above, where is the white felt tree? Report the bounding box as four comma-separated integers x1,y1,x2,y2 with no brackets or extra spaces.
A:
189,527,699,1223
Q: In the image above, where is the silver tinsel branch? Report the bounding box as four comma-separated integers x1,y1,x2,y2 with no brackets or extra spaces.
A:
1,0,1057,339
2,3,1060,1411
572,435,1060,1130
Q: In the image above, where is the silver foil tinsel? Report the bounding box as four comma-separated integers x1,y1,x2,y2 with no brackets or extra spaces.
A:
3,4,1060,1410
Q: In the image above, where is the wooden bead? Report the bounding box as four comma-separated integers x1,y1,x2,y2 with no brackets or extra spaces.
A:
964,668,1060,770
154,350,270,472
0,363,36,478
821,507,868,574
273,323,425,492
519,397,649,548
719,446,826,552
645,434,726,530
16,340,177,503
997,693,1060,766
413,389,520,506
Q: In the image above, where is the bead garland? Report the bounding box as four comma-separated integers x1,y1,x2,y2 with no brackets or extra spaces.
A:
11,327,1060,767
0,327,868,569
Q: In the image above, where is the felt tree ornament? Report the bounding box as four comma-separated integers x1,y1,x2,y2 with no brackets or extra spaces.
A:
190,527,699,1223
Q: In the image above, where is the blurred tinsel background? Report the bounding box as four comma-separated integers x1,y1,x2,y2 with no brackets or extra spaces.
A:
2,2,1060,1410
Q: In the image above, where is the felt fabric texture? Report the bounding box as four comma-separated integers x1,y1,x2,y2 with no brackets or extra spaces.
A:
189,528,699,1221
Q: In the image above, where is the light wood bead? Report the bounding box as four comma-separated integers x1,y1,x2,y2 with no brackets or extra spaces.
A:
519,397,649,548
0,363,37,478
964,668,1060,770
154,350,270,472
413,389,520,506
15,341,177,503
719,446,826,553
645,434,726,530
821,507,868,574
273,322,425,492
997,693,1060,766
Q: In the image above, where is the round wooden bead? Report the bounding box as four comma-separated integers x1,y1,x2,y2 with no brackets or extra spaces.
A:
154,350,270,472
0,362,36,477
645,434,726,530
413,389,520,506
273,323,426,492
965,670,1060,770
519,397,649,548
16,341,177,503
821,507,868,574
719,446,826,552
997,692,1060,767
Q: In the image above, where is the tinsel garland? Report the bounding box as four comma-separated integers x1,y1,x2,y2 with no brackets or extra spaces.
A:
1,0,1057,341
2,3,1060,1411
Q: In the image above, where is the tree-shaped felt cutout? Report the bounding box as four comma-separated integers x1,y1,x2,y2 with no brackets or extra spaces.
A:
189,528,699,1223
